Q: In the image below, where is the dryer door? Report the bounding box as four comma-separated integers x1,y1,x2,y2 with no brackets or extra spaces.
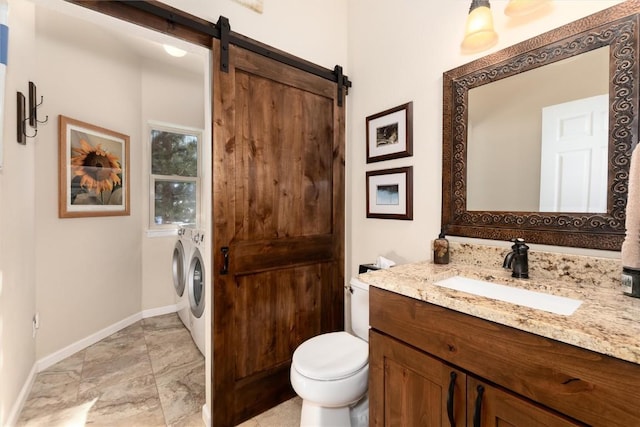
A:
188,247,205,318
172,240,186,297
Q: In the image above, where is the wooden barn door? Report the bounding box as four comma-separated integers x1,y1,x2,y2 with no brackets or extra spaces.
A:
211,39,345,426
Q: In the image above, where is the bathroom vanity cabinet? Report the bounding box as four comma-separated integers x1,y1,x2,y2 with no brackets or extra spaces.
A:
369,287,640,426
370,332,578,426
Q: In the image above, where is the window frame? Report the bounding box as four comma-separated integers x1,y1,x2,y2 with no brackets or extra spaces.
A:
148,121,203,231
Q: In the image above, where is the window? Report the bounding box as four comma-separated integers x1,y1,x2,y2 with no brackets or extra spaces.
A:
149,123,202,228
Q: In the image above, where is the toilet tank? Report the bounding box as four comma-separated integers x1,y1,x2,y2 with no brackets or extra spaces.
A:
349,277,370,342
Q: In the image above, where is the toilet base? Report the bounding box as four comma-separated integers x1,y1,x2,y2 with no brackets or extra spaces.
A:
299,395,368,427
300,401,350,427
350,395,369,427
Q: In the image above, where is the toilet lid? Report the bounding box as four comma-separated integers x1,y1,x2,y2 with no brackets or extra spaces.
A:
292,331,368,381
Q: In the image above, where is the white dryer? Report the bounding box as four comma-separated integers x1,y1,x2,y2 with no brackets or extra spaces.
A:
172,226,192,330
187,229,206,356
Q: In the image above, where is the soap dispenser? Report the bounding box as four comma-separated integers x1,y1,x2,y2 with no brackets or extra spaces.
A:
433,230,450,265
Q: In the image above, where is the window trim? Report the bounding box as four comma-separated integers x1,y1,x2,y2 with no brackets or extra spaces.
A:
148,121,203,230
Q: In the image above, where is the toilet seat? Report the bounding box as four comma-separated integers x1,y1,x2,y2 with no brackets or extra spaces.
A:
292,331,368,381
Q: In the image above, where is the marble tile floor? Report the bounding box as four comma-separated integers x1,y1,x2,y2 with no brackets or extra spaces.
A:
237,398,302,427
17,312,302,427
17,313,205,427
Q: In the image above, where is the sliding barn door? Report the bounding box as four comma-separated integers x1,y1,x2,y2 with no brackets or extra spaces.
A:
211,39,345,426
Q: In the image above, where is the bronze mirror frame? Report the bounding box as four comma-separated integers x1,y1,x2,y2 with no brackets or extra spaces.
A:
442,1,640,251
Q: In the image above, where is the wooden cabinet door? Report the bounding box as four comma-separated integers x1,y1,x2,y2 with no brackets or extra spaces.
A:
466,377,582,427
212,39,345,426
370,331,466,427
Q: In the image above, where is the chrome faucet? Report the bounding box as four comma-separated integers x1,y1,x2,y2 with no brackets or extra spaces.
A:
503,238,529,279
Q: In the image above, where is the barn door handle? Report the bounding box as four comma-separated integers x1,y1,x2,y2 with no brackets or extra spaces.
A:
220,247,229,275
473,385,485,427
447,371,457,427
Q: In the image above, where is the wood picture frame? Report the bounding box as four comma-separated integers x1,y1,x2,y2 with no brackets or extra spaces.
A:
366,166,413,220
59,115,130,218
231,0,263,13
366,102,413,163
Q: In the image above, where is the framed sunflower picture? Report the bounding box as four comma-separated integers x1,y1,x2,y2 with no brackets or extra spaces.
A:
58,115,130,218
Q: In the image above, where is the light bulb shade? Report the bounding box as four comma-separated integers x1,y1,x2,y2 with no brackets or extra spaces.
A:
163,44,187,58
504,0,550,17
461,4,498,54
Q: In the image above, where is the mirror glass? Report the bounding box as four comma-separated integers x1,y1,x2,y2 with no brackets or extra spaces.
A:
467,47,609,212
442,3,639,250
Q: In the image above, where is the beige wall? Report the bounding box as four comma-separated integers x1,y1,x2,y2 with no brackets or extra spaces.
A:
34,6,143,359
0,0,37,423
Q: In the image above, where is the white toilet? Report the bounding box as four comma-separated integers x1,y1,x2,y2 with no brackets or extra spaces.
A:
290,277,370,427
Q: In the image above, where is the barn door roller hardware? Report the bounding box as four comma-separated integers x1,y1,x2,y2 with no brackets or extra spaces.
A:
217,16,230,73
112,2,352,106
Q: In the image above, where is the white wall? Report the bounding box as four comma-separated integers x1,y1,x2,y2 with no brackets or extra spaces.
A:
346,0,625,276
0,1,37,423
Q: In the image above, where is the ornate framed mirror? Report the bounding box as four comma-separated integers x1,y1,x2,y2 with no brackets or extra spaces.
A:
442,1,640,251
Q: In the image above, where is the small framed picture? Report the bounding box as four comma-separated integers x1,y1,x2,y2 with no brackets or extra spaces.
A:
366,166,413,220
59,115,130,218
366,102,413,163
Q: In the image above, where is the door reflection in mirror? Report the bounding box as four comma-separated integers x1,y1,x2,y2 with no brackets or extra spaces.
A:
539,94,608,213
466,47,609,213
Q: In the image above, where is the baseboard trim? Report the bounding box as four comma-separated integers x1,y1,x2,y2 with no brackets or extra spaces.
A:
202,403,211,427
5,364,37,427
141,304,177,319
36,304,177,372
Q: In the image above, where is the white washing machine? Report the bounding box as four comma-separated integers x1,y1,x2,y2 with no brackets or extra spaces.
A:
172,226,192,331
187,228,206,356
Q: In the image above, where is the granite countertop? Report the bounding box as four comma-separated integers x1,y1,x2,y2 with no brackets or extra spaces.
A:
360,261,640,365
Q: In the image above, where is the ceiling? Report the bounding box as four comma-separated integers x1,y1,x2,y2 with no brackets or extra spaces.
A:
36,0,208,76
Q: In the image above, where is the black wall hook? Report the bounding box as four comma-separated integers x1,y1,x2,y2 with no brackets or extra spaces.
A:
17,92,36,145
28,81,48,128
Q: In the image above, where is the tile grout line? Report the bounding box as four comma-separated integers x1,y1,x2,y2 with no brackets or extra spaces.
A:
76,348,88,405
141,318,171,426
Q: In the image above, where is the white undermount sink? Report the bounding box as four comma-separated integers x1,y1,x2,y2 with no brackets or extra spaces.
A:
433,276,582,316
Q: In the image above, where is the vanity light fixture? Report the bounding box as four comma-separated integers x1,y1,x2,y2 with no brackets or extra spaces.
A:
461,0,498,54
504,0,550,17
162,44,187,58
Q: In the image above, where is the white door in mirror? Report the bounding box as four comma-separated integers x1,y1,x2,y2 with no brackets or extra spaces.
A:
540,94,608,213
434,276,582,316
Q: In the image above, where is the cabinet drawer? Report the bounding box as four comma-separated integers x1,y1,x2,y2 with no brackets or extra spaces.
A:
370,287,640,426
